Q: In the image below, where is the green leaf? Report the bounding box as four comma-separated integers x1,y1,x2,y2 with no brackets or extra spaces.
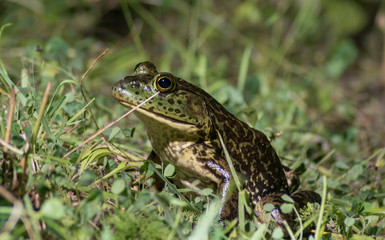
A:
272,227,284,239
280,203,293,214
250,223,267,240
122,128,134,138
101,226,114,240
201,188,213,196
45,37,69,59
80,202,100,222
263,203,274,212
112,178,126,195
164,164,176,178
358,190,374,201
346,164,363,181
40,198,65,220
79,170,97,186
363,207,385,214
66,98,95,125
344,217,355,227
108,126,121,140
86,189,104,203
281,194,294,203
326,40,358,78
145,161,155,177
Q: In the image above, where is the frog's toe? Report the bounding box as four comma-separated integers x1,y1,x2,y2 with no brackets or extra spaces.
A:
254,191,320,235
270,208,286,225
253,193,290,223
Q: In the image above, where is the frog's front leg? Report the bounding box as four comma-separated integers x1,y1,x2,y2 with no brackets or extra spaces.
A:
206,161,239,220
254,191,321,231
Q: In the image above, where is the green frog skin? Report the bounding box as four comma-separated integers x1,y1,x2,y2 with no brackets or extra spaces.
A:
112,61,321,229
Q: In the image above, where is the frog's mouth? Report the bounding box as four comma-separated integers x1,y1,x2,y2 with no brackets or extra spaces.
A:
116,99,196,126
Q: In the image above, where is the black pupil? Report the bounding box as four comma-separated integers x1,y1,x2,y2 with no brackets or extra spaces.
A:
158,78,171,89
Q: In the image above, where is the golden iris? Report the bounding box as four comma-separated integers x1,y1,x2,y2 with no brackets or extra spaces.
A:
154,75,176,92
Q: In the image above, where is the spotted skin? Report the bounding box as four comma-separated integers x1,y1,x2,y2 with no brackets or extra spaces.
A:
112,62,320,229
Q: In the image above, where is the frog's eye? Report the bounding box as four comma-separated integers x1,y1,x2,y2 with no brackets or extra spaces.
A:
154,75,176,93
134,62,158,75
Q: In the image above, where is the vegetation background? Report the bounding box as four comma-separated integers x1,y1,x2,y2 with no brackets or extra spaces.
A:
1,0,385,239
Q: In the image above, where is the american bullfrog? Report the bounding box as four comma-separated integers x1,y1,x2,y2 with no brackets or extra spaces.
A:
112,61,320,230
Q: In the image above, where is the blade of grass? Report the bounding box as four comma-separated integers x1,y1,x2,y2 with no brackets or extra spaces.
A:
237,45,252,93
80,147,113,171
216,130,242,190
0,23,12,92
217,130,249,231
0,61,52,140
188,198,222,240
197,55,208,90
0,138,23,156
167,207,183,240
67,98,95,125
238,190,247,232
93,161,144,185
0,185,23,235
292,204,304,239
23,195,41,239
314,175,327,240
282,220,295,239
250,223,267,240
79,48,109,131
0,67,27,106
21,82,51,172
46,79,78,117
2,88,16,185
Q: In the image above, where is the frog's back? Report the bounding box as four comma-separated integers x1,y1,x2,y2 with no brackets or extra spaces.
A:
203,97,290,202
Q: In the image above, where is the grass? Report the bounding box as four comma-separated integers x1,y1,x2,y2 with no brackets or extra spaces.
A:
1,0,385,239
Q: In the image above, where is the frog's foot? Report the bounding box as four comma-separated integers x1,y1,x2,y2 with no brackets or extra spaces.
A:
254,193,292,225
254,191,321,233
291,190,321,207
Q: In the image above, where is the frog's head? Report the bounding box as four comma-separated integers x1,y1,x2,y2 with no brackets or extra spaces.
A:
112,62,213,139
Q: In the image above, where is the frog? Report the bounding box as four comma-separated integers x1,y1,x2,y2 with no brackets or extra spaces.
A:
112,61,321,231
